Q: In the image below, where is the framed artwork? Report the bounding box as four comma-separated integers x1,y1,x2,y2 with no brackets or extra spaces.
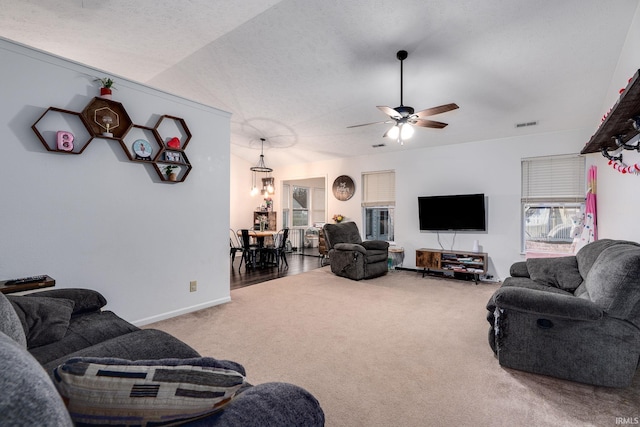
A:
332,175,355,201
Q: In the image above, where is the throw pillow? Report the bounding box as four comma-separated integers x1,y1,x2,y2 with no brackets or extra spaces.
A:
7,296,74,348
526,256,583,292
26,288,107,314
53,357,245,426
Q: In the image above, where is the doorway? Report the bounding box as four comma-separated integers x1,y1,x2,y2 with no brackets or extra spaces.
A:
282,177,326,256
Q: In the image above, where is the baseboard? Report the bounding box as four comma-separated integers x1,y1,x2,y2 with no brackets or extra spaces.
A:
132,296,231,326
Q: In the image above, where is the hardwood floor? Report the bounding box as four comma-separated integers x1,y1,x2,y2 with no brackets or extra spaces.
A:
230,252,325,290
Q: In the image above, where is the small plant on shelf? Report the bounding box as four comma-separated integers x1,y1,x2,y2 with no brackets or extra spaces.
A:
163,165,179,182
96,77,115,89
95,77,116,98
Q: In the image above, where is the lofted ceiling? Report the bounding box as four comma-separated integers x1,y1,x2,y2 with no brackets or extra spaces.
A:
1,0,639,167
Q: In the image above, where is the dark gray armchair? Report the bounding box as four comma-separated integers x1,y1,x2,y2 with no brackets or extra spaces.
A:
323,222,389,280
486,239,640,387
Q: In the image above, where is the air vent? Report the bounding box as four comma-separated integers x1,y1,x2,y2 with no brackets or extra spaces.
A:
515,121,538,128
372,143,386,148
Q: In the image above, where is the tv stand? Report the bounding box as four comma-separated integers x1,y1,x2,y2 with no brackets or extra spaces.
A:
416,248,488,284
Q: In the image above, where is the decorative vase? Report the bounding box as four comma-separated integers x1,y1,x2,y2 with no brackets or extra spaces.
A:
472,240,480,253
168,173,178,182
100,87,112,99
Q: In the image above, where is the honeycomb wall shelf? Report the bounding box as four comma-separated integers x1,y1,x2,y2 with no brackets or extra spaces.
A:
32,96,193,183
81,97,133,140
153,152,193,183
154,115,192,150
121,124,162,163
32,107,93,154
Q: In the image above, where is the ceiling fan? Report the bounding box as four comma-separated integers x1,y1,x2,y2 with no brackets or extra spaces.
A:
348,50,459,144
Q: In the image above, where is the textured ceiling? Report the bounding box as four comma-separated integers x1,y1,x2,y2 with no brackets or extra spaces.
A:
1,0,638,167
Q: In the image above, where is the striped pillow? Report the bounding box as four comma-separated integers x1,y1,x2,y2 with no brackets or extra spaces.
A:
53,357,245,426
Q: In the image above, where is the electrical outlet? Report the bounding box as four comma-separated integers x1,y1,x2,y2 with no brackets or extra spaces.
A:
190,280,197,292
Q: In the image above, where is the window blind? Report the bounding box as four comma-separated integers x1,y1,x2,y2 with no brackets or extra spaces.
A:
362,170,395,207
312,187,325,223
521,155,585,203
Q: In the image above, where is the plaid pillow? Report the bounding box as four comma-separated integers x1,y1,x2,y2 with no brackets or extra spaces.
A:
53,357,245,426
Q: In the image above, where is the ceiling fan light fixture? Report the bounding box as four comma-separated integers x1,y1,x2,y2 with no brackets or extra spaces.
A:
386,122,414,145
400,123,414,140
387,125,399,140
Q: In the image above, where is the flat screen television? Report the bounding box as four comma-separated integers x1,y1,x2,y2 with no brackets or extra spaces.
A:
418,193,486,231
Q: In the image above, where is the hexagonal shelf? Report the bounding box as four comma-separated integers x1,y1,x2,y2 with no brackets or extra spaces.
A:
33,99,193,183
81,97,132,140
120,125,162,163
153,151,192,183
154,115,192,150
32,107,93,154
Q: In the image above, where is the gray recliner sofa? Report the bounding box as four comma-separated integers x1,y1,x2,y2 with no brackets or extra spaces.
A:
323,222,389,280
486,239,640,387
0,288,325,426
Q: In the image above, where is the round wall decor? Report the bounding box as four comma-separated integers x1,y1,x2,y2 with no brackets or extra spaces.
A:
332,175,355,201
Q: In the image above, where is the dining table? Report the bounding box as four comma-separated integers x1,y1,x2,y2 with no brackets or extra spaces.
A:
238,229,276,248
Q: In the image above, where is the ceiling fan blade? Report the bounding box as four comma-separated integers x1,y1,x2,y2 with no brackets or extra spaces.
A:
414,103,459,118
377,106,402,118
347,120,392,129
412,119,448,129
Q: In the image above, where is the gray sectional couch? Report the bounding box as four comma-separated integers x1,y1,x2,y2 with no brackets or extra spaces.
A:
0,287,324,426
486,239,640,387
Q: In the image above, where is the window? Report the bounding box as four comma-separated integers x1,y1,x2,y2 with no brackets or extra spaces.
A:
282,184,290,229
292,186,309,227
362,170,395,241
521,155,585,256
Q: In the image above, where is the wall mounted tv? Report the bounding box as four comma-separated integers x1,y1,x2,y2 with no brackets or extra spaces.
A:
418,193,486,232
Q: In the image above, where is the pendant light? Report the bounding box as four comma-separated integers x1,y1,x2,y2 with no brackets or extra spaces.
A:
250,138,274,196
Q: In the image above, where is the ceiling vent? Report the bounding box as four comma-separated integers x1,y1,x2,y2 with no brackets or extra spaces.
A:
372,143,386,148
515,121,538,128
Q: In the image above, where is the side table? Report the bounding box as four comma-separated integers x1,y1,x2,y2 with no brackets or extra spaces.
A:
388,247,405,270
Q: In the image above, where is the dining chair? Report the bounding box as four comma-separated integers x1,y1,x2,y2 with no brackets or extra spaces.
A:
265,228,289,269
239,229,259,271
229,229,243,263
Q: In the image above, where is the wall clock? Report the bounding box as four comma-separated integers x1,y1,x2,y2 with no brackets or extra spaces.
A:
332,175,355,201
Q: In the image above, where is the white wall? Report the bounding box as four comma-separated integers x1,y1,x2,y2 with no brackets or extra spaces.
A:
273,129,589,280
589,4,640,242
0,39,231,325
230,153,257,231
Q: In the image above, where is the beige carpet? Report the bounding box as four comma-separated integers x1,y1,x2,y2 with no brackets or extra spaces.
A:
147,268,640,426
